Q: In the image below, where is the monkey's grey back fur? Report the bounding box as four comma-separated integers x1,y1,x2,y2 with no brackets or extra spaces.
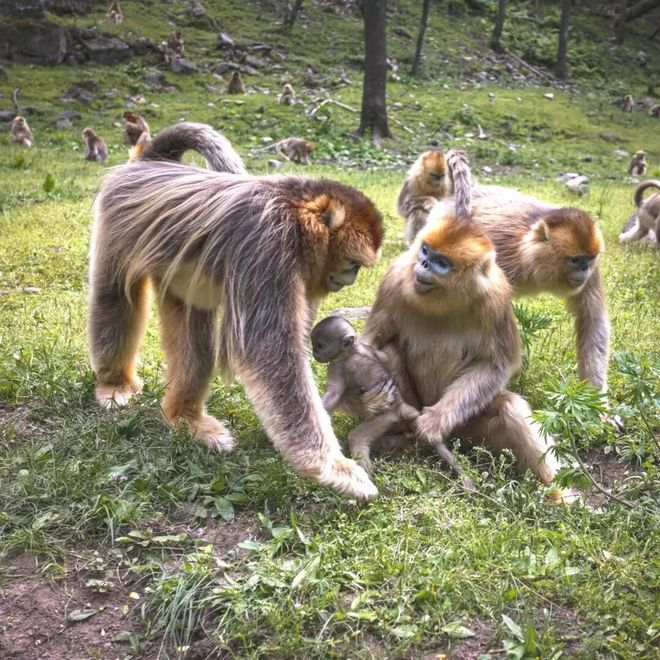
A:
141,122,248,174
446,149,473,220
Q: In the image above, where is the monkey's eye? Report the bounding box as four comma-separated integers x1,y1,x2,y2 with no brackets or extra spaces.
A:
569,257,582,265
429,255,453,275
316,342,324,350
430,173,443,182
347,261,360,272
421,245,428,257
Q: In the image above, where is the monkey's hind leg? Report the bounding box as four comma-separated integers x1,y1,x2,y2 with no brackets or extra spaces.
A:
158,291,235,453
347,410,401,472
89,277,150,408
461,392,575,502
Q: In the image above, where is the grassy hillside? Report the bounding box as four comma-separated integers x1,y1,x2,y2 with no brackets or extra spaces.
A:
0,1,659,658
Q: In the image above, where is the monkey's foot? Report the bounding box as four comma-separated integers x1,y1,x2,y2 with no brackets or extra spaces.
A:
95,380,142,408
602,413,625,434
546,488,580,506
191,414,236,453
310,455,378,502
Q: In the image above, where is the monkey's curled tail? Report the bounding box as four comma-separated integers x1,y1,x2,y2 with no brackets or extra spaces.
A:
634,179,660,208
141,122,248,174
446,149,473,220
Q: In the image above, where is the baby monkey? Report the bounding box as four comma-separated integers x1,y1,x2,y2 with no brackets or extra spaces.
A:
312,316,418,471
312,316,472,489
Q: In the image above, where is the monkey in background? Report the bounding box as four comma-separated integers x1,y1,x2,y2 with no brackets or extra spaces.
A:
620,180,660,245
106,2,123,24
629,150,648,176
257,138,315,165
226,71,245,94
89,122,383,501
278,83,296,106
649,104,660,118
398,149,451,245
166,29,184,56
363,155,572,501
622,94,634,112
10,115,33,147
82,127,108,163
123,111,150,146
435,169,611,407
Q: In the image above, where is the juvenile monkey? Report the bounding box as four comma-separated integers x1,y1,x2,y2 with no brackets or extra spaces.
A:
620,180,660,245
10,115,33,147
82,127,109,163
123,111,150,147
398,149,472,244
622,94,634,112
166,29,185,56
106,2,123,24
258,138,315,165
278,83,296,106
364,174,570,498
312,316,473,486
649,104,660,118
89,122,383,501
226,71,245,94
311,316,419,470
629,150,648,176
398,149,451,245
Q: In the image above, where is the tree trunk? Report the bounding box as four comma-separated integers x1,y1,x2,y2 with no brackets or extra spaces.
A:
358,0,391,143
411,0,431,76
490,0,506,52
614,0,627,44
556,0,571,79
284,0,304,31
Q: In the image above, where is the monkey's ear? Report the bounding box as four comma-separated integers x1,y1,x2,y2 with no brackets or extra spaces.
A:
342,335,355,348
301,195,346,230
532,220,550,242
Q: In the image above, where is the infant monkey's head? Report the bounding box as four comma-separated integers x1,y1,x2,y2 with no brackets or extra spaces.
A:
311,316,357,363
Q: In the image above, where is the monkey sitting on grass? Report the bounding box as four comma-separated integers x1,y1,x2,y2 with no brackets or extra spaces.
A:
312,316,473,489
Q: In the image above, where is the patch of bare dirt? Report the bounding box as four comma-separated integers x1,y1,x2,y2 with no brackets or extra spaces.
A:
0,403,51,445
417,618,496,660
581,448,643,508
0,554,153,660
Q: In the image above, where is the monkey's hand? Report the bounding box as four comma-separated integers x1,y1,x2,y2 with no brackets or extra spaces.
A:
414,407,448,448
399,402,420,422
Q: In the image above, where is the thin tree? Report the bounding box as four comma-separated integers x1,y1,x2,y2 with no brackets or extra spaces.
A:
411,0,431,76
357,0,391,144
615,0,660,43
556,0,571,79
490,0,506,52
284,0,304,32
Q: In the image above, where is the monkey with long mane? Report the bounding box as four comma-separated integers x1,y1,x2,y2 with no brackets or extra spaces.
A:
89,122,383,501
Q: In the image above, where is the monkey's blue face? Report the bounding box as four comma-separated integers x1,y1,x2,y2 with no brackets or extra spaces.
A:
414,243,454,293
327,260,361,292
565,255,596,288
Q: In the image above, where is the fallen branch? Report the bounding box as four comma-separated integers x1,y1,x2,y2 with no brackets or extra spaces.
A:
508,53,555,81
309,98,358,117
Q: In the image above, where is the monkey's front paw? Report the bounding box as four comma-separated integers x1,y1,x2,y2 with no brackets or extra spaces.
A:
317,455,378,502
192,415,236,453
546,488,581,507
95,381,142,408
414,409,445,446
602,413,625,434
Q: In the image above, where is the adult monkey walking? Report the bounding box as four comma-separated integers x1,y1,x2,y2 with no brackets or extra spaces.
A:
88,122,383,501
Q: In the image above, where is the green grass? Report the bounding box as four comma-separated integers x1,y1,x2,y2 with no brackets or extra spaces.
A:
1,1,659,657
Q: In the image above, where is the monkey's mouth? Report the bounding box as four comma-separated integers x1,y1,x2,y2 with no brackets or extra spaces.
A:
414,275,435,293
567,275,587,289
